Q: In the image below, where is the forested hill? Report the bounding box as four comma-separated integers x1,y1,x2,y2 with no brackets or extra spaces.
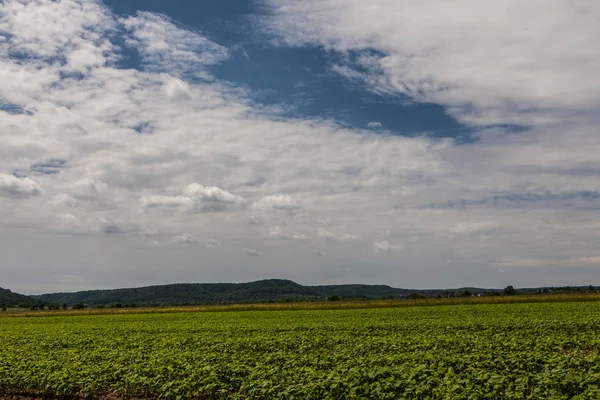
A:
0,287,41,307
9,280,596,308
33,279,421,306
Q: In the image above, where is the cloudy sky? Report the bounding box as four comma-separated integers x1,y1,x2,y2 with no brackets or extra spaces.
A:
1,0,599,294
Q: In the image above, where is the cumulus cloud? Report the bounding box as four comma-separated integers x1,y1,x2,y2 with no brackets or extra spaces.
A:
140,195,193,210
252,194,300,213
50,194,78,208
317,228,361,242
170,235,198,245
269,225,308,240
244,248,262,256
183,184,244,207
0,173,42,198
268,225,283,236
373,241,404,252
71,178,107,200
57,212,79,225
164,78,193,102
0,0,114,63
448,222,498,235
1,0,600,292
367,121,382,128
281,232,308,240
122,11,229,79
206,239,220,248
141,228,159,238
261,0,600,126
141,184,244,212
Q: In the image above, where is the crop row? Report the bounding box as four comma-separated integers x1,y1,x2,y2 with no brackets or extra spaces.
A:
1,302,599,399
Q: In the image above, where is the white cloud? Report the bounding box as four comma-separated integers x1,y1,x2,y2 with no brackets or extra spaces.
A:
448,222,497,235
317,228,336,240
281,232,308,241
140,195,193,210
0,173,42,198
367,121,382,128
0,0,114,61
141,228,159,238
141,184,244,212
268,225,307,240
252,194,300,213
183,184,244,208
164,78,193,102
57,212,79,225
170,235,198,246
50,194,78,208
269,225,283,236
261,0,600,126
71,178,107,200
244,248,262,256
317,228,361,242
206,239,220,248
1,0,600,292
122,11,229,79
373,241,404,252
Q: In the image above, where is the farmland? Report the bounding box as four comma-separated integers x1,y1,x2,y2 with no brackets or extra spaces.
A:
1,301,600,399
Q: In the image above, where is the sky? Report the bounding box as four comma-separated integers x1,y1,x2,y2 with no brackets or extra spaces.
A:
1,0,600,294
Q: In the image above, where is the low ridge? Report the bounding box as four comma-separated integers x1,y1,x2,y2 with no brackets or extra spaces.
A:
0,280,592,308
0,286,42,308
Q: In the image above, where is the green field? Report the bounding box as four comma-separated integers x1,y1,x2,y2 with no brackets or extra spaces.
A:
1,302,600,399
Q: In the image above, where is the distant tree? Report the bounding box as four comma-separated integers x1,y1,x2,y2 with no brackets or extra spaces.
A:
327,295,341,302
408,293,424,300
542,288,549,294
589,285,596,292
458,290,472,297
1,306,6,311
503,285,517,295
62,303,68,310
73,302,85,310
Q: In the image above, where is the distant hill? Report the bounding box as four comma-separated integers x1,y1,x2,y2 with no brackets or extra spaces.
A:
310,284,413,299
0,287,41,307
34,279,431,306
34,279,324,306
13,280,598,308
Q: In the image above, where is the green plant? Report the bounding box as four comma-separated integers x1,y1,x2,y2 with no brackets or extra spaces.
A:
2,301,600,399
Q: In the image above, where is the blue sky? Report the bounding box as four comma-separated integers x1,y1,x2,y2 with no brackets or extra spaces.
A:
1,0,599,293
104,0,468,138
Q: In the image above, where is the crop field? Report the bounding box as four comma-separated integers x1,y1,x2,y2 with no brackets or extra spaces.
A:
1,302,600,399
